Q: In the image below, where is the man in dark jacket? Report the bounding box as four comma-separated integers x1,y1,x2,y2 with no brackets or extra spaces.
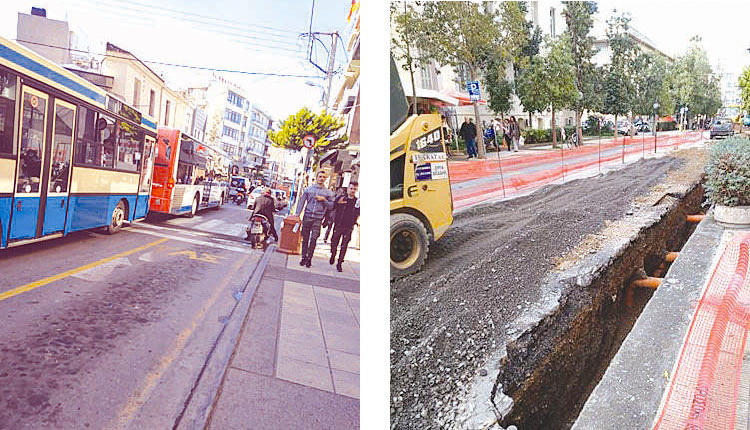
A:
329,181,360,272
249,187,278,241
459,117,478,158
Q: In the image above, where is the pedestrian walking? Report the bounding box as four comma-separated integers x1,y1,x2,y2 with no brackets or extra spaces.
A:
248,187,279,242
322,187,346,243
460,117,478,159
329,181,360,272
511,116,520,152
503,118,512,151
295,170,334,268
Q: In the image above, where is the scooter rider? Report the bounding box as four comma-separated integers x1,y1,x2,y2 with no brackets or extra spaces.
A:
249,187,278,242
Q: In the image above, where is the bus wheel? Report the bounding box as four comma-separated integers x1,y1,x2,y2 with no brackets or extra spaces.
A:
186,195,199,218
107,201,126,235
213,193,223,210
390,213,429,279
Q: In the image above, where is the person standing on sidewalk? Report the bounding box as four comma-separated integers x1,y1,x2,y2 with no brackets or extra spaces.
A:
329,181,360,272
460,118,478,159
322,187,345,243
295,170,334,267
511,116,520,152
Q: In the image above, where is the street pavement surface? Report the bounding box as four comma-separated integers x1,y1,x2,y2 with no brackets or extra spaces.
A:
0,201,359,429
390,146,709,429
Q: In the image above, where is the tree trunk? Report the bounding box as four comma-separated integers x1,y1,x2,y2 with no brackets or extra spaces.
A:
529,112,533,129
614,113,618,143
470,67,486,159
576,110,583,146
551,107,557,147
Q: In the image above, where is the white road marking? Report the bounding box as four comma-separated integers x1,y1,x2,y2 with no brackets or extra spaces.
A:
129,226,257,255
193,219,223,230
71,257,133,282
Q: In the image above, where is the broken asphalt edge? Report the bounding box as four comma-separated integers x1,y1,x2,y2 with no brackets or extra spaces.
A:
458,175,704,429
173,244,276,430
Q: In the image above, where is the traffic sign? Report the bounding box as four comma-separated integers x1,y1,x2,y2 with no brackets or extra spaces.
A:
302,135,316,149
466,81,480,102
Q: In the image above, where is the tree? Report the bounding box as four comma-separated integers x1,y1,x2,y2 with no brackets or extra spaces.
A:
602,12,638,138
516,25,543,127
631,52,672,119
671,38,721,128
543,35,578,147
739,66,750,115
515,53,548,128
410,1,505,158
390,2,423,114
562,1,598,145
485,56,513,116
267,107,347,168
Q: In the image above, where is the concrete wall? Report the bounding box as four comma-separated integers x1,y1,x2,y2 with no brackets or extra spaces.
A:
17,13,71,65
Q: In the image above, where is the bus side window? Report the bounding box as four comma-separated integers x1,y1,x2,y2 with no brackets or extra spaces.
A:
0,70,18,155
74,106,98,167
116,120,143,172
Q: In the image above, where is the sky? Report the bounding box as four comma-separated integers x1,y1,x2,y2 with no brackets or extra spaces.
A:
587,0,749,77
0,0,355,121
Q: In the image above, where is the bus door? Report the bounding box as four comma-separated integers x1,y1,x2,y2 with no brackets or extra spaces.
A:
42,99,76,235
9,86,49,241
150,132,174,213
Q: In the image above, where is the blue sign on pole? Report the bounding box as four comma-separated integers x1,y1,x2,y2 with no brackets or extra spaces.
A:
466,81,480,102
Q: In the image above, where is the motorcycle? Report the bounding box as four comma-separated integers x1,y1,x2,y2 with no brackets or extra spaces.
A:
233,187,247,205
245,214,271,249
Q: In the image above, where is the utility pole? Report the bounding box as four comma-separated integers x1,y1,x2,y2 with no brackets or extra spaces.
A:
293,31,338,213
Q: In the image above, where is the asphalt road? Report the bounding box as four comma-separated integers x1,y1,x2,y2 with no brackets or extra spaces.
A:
0,202,281,429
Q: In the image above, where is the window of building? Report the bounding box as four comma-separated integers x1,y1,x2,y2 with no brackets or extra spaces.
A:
149,90,155,117
222,126,238,140
550,7,556,38
133,78,141,108
164,100,171,126
0,69,18,155
227,91,244,108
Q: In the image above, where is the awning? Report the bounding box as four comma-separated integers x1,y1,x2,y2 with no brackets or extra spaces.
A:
660,115,676,122
414,88,458,106
445,90,487,106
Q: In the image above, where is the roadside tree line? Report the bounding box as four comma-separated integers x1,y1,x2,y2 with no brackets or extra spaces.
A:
391,1,722,155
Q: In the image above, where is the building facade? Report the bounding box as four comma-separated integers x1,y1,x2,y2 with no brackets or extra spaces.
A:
190,75,272,179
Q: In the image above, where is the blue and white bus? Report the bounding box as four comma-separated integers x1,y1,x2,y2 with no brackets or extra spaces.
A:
0,36,157,249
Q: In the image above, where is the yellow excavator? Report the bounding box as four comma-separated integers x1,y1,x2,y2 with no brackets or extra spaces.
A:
390,55,453,279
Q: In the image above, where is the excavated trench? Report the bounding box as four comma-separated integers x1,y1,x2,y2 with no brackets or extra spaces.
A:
495,183,705,430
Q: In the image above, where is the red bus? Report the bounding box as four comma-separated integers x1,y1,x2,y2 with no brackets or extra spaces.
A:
149,128,229,217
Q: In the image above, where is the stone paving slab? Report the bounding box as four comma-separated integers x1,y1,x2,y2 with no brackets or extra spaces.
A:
207,369,359,430
208,242,360,429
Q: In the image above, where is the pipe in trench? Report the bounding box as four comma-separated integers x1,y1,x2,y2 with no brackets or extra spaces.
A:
687,214,705,223
632,276,663,289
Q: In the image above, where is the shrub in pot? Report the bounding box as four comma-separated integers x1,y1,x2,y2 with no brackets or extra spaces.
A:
704,136,750,225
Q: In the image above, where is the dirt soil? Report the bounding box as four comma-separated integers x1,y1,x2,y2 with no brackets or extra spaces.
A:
390,147,708,429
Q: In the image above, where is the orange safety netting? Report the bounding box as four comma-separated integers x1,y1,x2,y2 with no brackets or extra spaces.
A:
653,232,750,430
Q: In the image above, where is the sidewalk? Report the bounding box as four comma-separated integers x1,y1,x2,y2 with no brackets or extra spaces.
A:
573,214,750,429
205,236,360,429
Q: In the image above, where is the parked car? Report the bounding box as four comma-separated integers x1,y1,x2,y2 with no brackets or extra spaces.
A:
710,117,735,139
633,119,651,133
616,121,638,136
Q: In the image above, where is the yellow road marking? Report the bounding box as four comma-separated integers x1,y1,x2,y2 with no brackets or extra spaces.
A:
168,250,226,264
0,238,169,302
108,253,249,430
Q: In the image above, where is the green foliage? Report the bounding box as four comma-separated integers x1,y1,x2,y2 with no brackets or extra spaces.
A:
413,2,503,75
562,1,598,114
390,2,423,111
671,40,722,121
485,57,513,115
516,54,548,117
739,66,750,114
545,35,578,112
705,137,750,206
602,12,638,117
267,107,347,155
631,52,673,116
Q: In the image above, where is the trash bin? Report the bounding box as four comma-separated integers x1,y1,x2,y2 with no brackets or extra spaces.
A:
278,215,302,254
